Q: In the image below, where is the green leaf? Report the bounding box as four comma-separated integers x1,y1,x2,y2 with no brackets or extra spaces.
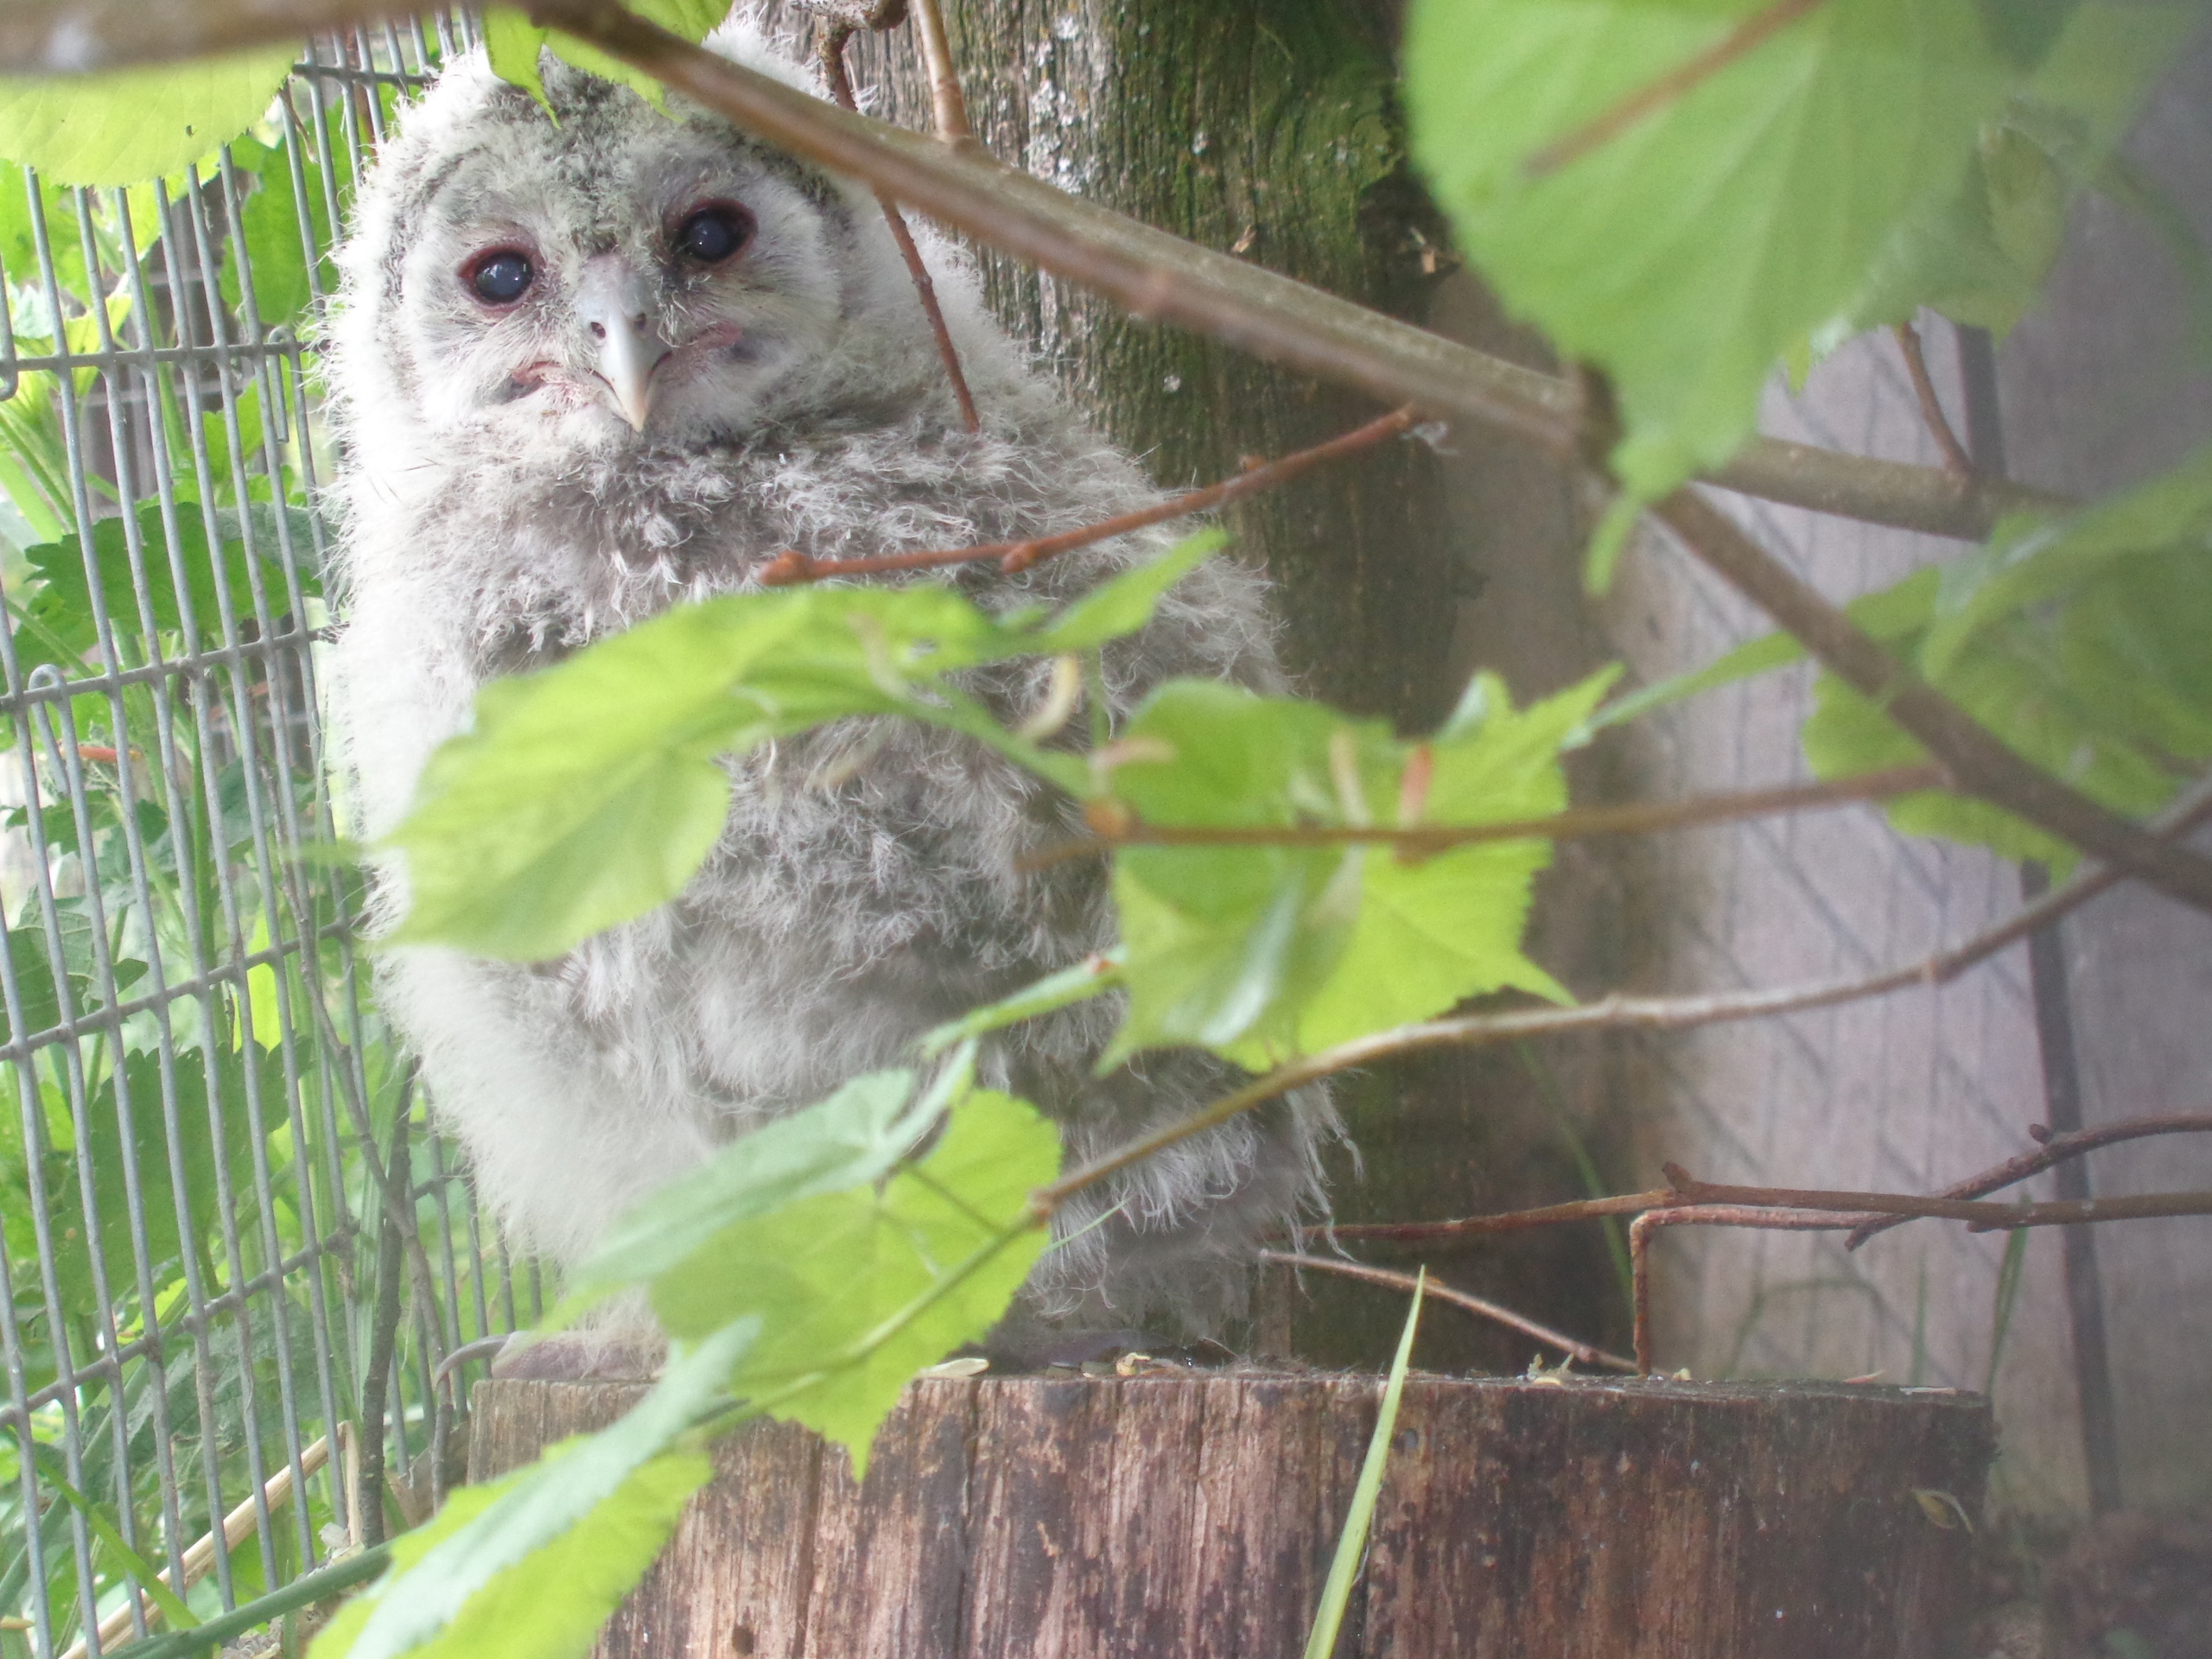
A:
541,0,731,116
1288,671,1606,1053
1799,448,2212,866
1835,3,2192,338
1103,673,1596,1068
220,107,357,330
14,500,308,675
484,11,554,112
1103,685,1380,1067
328,1322,751,1659
1027,529,1224,654
1302,1269,1423,1659
649,1090,1057,1474
556,1069,938,1317
917,948,1125,1058
1923,447,2212,676
386,571,1180,961
1407,0,2011,512
27,1447,200,1630
0,49,300,187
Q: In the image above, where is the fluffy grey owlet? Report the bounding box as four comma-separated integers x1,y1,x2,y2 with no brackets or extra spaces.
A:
323,16,1335,1373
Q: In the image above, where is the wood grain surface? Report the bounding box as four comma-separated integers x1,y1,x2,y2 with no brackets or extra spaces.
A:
469,1372,1993,1658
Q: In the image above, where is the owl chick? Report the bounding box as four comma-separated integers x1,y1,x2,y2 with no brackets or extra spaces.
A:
323,16,1333,1371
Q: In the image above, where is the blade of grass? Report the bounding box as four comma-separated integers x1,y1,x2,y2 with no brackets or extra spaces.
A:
28,1449,200,1631
1303,1269,1423,1659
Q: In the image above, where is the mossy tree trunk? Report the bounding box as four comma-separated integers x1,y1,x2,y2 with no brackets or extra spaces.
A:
765,0,1625,1370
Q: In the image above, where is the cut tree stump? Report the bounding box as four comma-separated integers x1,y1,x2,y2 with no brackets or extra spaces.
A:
468,1372,1992,1658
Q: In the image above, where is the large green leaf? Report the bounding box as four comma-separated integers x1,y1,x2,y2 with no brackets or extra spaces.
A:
13,499,315,675
1802,445,2212,865
1834,3,2193,339
1407,0,2011,546
320,1322,751,1659
649,1090,1057,1474
0,49,299,187
556,1068,940,1315
389,544,1221,961
1103,671,1604,1069
1103,685,1380,1067
1289,671,1601,1053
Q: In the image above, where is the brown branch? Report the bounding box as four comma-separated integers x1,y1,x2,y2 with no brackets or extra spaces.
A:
0,0,2070,543
760,404,1418,585
1891,321,1974,477
1024,762,1945,870
1662,1166,2212,1231
817,22,979,432
1652,486,2212,913
1259,1249,1638,1374
1527,0,1829,176
1332,1190,1674,1247
906,0,970,143
1846,1112,2212,1250
1630,1205,1850,1372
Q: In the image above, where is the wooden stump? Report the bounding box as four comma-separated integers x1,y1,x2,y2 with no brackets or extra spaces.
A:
469,1373,1993,1659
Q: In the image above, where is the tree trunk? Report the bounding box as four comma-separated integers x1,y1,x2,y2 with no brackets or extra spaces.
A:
756,0,1634,1375
803,0,1457,724
471,1373,1994,1659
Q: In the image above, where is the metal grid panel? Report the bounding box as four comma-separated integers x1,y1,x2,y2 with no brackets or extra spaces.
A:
0,26,528,1656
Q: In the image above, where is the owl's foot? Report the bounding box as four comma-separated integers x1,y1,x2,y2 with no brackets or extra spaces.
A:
490,1330,665,1382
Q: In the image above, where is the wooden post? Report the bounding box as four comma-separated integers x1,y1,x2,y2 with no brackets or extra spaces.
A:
470,1373,1993,1658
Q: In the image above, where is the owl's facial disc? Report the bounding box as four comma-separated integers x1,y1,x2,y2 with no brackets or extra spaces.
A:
575,256,671,433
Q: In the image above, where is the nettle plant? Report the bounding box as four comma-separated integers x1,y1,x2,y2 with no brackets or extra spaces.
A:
1,0,2209,1654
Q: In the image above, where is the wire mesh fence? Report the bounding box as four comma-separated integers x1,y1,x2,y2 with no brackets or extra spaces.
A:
0,22,534,1656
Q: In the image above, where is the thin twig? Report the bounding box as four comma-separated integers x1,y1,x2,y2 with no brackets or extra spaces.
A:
818,21,979,432
1025,763,1945,870
1661,1166,2212,1230
1652,486,2212,913
1630,1205,1848,1373
1260,1250,1637,1374
1891,321,1974,477
761,404,1419,584
1846,1113,2212,1249
906,0,970,142
1332,1190,1675,1247
1527,0,1829,176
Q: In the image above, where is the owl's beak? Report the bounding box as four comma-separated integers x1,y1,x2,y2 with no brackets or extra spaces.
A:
576,257,671,433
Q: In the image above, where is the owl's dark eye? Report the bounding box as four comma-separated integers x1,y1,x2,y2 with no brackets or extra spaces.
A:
674,204,753,265
467,250,534,305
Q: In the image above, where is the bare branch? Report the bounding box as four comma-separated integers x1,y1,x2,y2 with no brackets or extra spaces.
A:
1259,1249,1638,1374
1025,763,1945,870
817,21,979,431
1651,486,2212,912
1331,1190,1674,1247
1845,1112,2212,1249
1891,321,1974,477
906,0,970,143
0,0,2067,543
1661,1166,2212,1230
763,404,1418,584
1630,1205,1846,1372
